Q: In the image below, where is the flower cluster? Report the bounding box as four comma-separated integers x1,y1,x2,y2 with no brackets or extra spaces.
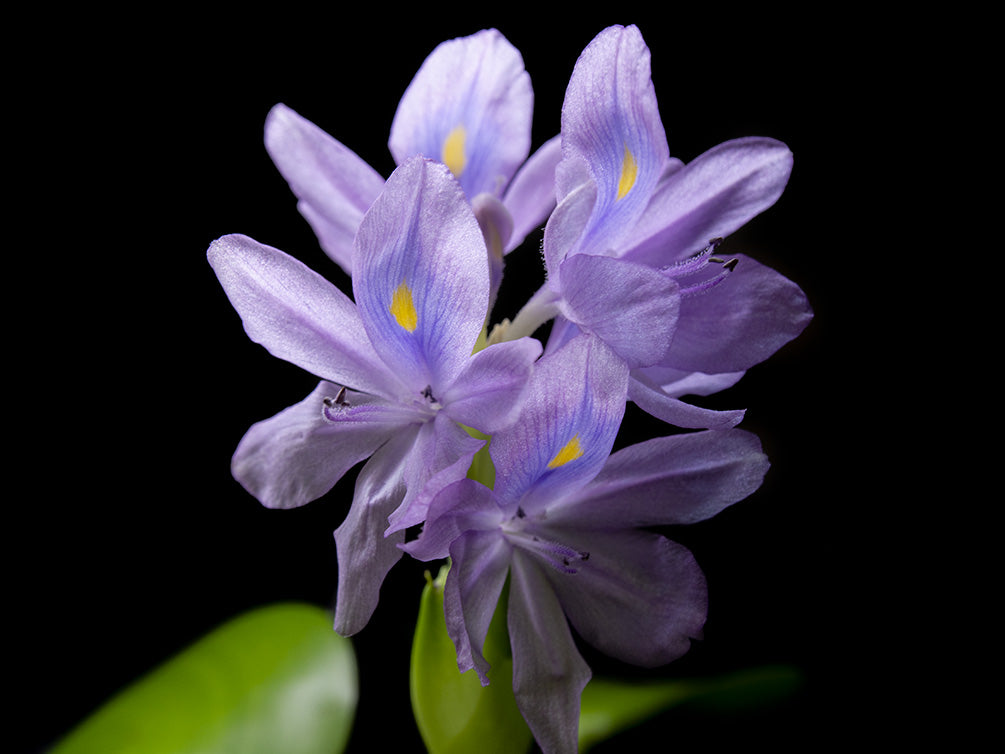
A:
208,24,811,754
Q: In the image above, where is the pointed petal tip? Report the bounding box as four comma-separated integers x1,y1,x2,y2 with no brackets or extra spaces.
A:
265,101,291,122
263,102,303,144
206,232,253,266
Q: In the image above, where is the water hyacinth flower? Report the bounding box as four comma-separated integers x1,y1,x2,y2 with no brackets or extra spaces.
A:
404,333,771,754
208,157,542,635
501,24,812,430
264,27,563,299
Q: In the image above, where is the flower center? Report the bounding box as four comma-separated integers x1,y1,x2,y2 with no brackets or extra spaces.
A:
320,385,439,425
420,384,443,411
502,511,590,574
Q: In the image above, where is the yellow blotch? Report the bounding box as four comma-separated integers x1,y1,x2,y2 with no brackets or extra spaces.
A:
616,143,637,200
442,125,467,178
390,281,418,332
548,435,584,469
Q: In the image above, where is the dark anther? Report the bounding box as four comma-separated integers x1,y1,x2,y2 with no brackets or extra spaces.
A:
517,506,526,518
562,557,571,566
709,256,739,271
323,386,349,408
580,551,590,561
422,385,437,402
708,237,724,249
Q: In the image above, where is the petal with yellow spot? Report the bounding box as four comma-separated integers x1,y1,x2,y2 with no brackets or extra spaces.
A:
390,281,418,332
548,435,584,469
616,143,637,200
442,125,467,178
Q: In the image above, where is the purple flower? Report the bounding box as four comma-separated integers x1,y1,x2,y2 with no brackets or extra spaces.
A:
264,28,562,284
208,157,542,635
404,333,770,754
501,25,812,430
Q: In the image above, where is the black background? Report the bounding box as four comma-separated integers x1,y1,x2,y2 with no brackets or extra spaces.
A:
14,9,921,753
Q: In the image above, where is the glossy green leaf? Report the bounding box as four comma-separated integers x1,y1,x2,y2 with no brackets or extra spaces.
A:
579,664,803,750
52,602,358,754
410,565,532,754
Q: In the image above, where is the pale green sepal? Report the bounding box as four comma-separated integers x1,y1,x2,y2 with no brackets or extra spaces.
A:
579,664,802,751
473,322,490,354
463,425,495,489
51,602,358,754
411,564,532,754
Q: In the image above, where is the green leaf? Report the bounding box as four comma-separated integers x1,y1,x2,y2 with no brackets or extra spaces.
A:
579,664,803,751
410,565,533,754
52,602,358,754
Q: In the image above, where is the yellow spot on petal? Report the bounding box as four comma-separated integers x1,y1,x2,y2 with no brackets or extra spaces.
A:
616,143,637,200
390,280,418,332
442,125,467,178
548,435,584,469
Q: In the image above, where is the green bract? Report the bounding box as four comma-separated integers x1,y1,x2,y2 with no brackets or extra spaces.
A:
410,564,533,754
